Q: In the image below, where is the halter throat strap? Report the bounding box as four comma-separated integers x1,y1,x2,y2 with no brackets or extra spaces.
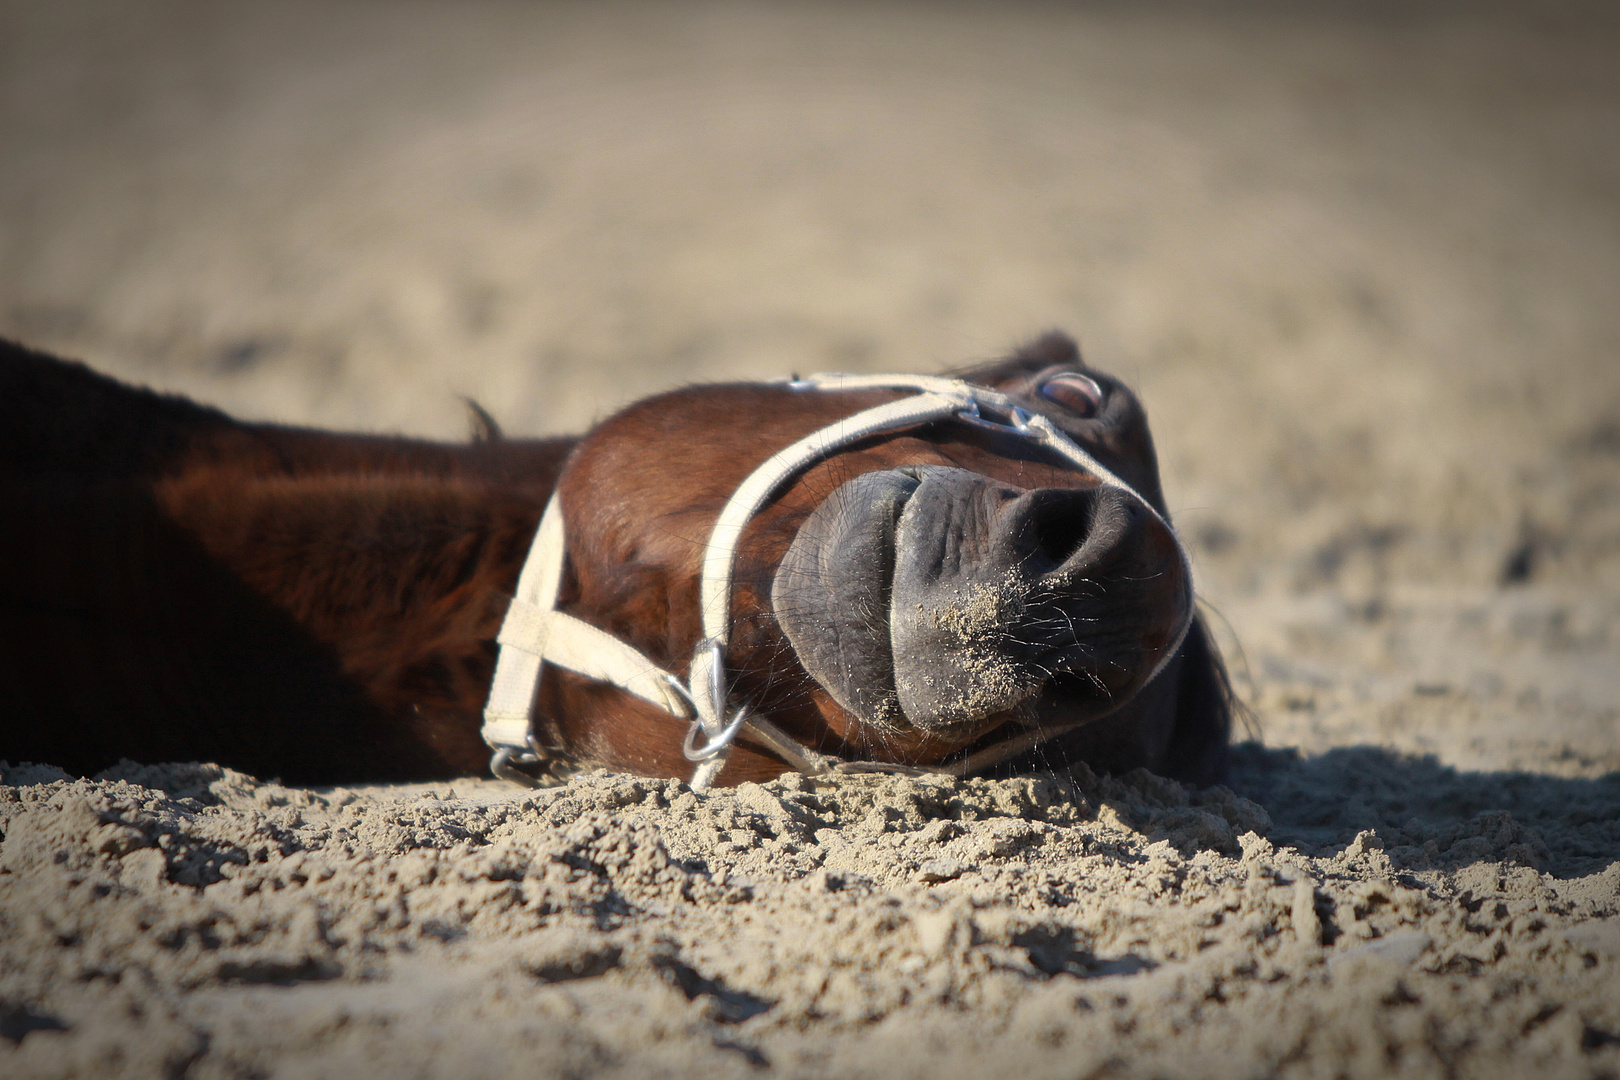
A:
481,372,1193,789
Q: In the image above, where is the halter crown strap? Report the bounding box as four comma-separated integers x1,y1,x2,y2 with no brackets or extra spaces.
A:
481,372,1193,789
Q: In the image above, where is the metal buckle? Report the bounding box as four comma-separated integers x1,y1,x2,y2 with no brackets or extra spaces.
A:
954,398,1034,435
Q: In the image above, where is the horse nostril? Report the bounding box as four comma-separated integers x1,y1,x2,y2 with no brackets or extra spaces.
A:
1017,486,1149,575
1030,499,1092,567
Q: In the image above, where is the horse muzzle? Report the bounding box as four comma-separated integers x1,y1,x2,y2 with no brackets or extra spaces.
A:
772,465,1191,738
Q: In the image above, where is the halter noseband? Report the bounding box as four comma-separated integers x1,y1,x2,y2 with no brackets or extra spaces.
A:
481,372,1193,790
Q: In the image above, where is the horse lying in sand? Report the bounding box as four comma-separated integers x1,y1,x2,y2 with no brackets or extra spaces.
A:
0,332,1231,788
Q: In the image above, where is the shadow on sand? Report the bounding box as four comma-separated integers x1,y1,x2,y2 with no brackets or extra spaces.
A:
1226,742,1620,879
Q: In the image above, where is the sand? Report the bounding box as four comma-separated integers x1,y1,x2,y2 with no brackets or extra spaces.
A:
2,2,1617,1077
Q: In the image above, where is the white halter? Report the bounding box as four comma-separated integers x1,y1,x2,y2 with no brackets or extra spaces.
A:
481,372,1193,789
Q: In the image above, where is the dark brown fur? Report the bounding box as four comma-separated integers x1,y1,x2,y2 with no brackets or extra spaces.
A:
0,334,1230,785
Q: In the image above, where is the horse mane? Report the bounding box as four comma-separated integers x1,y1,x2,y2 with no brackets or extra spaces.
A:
0,338,234,480
1159,615,1236,784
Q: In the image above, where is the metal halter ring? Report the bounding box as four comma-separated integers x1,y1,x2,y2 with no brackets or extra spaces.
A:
489,745,546,788
682,708,750,762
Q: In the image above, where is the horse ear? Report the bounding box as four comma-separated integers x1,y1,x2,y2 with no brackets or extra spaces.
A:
1157,615,1236,785
1011,330,1082,370
463,397,503,443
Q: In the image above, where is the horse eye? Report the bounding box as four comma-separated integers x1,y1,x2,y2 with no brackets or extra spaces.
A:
1038,373,1104,417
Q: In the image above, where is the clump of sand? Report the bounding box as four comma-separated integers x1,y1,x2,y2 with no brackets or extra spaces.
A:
2,756,1615,1078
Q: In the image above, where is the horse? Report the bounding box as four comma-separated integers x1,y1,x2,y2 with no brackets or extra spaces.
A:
0,332,1231,789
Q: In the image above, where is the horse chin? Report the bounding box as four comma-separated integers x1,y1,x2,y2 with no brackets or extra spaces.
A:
771,465,1186,748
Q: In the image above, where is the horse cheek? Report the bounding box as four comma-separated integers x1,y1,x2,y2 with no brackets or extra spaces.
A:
541,673,691,777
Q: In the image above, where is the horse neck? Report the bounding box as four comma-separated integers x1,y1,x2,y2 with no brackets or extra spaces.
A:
151,431,572,752
1,335,576,489
2,340,581,778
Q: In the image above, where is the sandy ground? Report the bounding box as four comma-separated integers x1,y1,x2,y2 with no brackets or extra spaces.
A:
2,2,1618,1076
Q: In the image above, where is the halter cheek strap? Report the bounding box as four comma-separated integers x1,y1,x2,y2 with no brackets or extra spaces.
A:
481,373,1194,790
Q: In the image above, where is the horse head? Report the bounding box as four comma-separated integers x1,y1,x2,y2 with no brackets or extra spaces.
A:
509,331,1230,786
0,331,1230,786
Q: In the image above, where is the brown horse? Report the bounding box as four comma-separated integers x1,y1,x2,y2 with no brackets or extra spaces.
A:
0,332,1231,787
